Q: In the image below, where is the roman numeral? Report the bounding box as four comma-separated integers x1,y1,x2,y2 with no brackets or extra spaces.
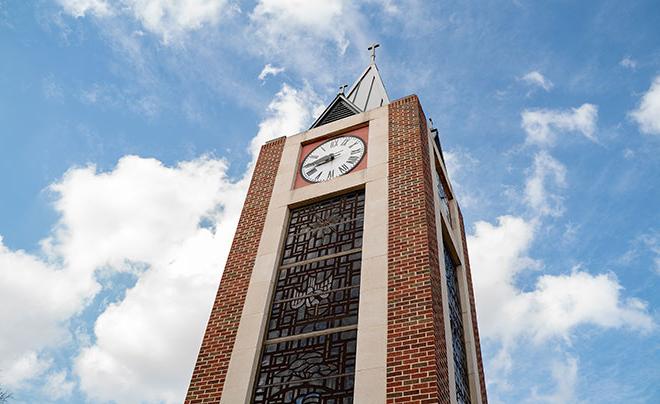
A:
341,138,350,146
314,172,322,181
350,149,362,155
329,139,339,148
339,164,349,173
347,156,358,164
327,170,335,180
309,154,319,159
306,168,317,177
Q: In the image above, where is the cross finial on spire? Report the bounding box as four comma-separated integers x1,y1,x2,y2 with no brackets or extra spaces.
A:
368,42,380,63
339,84,348,94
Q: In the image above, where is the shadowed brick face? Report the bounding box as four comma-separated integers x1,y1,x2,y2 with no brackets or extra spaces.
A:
185,137,285,403
387,95,451,403
458,207,488,404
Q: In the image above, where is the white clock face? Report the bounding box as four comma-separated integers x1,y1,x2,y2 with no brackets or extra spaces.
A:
301,135,366,183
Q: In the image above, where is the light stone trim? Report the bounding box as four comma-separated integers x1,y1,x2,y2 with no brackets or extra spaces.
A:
428,129,484,404
429,132,459,404
220,105,389,403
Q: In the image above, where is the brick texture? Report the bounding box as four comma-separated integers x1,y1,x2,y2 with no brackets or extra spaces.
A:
185,137,286,403
457,206,488,404
387,95,451,403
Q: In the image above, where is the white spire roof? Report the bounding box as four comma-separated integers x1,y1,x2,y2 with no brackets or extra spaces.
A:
310,43,390,129
345,42,389,112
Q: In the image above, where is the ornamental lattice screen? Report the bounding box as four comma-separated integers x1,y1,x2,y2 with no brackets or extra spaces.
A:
445,247,471,404
252,190,365,403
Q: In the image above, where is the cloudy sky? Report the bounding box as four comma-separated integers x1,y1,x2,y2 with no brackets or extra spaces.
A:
1,0,659,403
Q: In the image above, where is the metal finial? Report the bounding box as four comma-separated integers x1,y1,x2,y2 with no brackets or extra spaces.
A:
368,42,380,63
339,84,348,94
429,118,434,127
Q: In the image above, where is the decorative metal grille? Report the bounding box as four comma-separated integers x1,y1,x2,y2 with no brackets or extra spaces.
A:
445,248,471,404
267,253,362,340
253,330,357,403
436,171,452,227
281,191,364,265
253,190,365,403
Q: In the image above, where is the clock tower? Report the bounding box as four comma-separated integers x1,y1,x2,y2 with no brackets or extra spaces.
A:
186,46,488,404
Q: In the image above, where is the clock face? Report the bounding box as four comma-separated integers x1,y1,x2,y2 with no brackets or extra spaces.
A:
300,135,366,183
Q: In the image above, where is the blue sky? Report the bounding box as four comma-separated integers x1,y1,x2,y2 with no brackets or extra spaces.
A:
1,0,659,402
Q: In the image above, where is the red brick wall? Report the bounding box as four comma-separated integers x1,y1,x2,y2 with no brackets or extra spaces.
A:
387,95,451,403
185,136,286,403
457,206,488,404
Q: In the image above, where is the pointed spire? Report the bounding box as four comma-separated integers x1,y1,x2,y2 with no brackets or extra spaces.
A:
346,44,390,112
309,43,390,129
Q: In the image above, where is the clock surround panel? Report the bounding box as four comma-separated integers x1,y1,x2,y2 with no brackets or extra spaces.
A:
294,125,369,189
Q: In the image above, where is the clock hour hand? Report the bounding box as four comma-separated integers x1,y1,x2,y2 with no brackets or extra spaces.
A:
303,155,331,168
304,152,342,168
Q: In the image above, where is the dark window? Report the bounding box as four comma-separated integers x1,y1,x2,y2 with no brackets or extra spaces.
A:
437,177,452,226
253,190,365,403
445,247,471,404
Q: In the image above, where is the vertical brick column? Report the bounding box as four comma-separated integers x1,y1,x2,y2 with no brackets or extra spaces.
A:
387,95,451,403
185,137,286,403
457,206,488,404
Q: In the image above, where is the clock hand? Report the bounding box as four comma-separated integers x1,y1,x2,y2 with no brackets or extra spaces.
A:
304,155,332,168
314,152,343,166
305,151,342,168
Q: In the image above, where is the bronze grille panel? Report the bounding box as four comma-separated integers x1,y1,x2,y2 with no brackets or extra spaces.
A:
281,191,364,265
267,252,362,340
445,247,471,404
253,190,365,403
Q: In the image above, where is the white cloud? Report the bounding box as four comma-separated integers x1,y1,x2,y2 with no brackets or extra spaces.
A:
0,155,243,400
528,357,579,404
521,103,598,146
619,56,637,70
0,81,319,401
56,0,113,18
251,0,350,50
619,232,660,275
524,151,567,217
0,239,93,388
249,0,372,85
123,0,228,43
258,63,285,81
468,215,654,345
629,75,660,135
249,83,323,159
58,0,229,43
56,156,245,403
43,370,75,400
521,71,553,91
71,80,319,401
0,351,51,390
